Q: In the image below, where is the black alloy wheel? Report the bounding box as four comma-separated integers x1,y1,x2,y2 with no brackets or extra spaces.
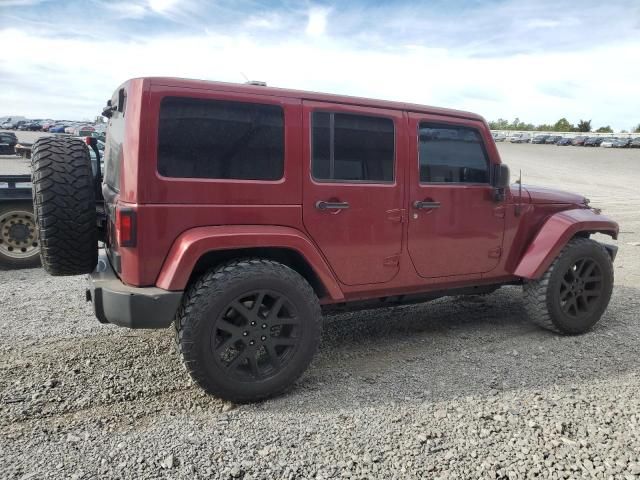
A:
212,289,302,381
559,258,603,319
175,259,322,402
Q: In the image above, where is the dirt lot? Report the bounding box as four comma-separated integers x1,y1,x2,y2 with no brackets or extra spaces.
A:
1,140,639,479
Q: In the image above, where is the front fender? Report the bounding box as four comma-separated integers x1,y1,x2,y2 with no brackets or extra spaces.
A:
513,209,618,279
155,225,344,300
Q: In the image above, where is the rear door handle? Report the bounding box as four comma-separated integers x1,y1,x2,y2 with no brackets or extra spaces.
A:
413,200,441,210
316,200,350,210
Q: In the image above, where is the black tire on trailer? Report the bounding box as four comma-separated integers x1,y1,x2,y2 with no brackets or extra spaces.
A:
0,202,41,270
31,136,98,276
523,237,614,334
175,258,323,403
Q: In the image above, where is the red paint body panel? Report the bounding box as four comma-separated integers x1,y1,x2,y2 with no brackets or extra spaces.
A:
406,113,505,277
102,76,619,305
523,185,585,205
301,101,405,286
155,225,344,301
513,209,619,279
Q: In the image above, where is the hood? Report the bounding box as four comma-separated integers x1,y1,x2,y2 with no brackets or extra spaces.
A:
522,185,586,205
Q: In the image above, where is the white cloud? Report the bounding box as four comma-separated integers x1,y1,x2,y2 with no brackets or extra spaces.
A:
305,6,330,37
147,0,180,13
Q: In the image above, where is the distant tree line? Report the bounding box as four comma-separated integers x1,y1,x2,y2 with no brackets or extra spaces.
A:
488,118,640,134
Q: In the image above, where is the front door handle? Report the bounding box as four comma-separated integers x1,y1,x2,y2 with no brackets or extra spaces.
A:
316,200,350,210
413,200,441,210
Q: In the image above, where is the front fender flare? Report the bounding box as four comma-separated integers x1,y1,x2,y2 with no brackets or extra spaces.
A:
513,209,618,279
155,225,344,300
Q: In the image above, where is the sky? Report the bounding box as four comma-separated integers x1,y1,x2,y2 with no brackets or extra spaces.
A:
0,0,639,131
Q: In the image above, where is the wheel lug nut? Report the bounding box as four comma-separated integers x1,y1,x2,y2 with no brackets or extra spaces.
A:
261,335,267,341
249,340,255,346
251,321,256,326
262,324,267,329
243,331,248,336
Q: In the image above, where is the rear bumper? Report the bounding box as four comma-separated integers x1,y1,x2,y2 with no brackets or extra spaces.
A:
86,251,183,329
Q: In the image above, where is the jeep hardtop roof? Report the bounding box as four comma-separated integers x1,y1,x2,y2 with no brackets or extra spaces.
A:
131,77,485,123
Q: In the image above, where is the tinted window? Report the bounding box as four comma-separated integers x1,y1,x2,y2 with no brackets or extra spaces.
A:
158,97,284,180
104,88,127,191
104,111,124,191
419,124,489,183
312,112,394,182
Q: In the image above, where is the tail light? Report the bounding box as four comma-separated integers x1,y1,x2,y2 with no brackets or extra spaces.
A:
115,207,137,247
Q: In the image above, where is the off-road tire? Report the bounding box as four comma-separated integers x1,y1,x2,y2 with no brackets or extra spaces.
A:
523,237,613,334
175,258,322,402
31,136,98,276
0,202,41,270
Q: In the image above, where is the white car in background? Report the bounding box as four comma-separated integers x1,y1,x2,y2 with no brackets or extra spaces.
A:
600,138,618,148
492,132,506,142
510,132,532,143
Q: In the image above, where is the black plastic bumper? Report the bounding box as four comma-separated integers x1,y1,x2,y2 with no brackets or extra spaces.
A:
86,251,183,329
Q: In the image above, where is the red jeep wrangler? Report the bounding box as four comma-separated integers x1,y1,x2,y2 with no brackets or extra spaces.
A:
30,78,618,402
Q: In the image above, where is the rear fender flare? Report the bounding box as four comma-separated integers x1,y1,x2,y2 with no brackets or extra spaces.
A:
513,209,618,279
155,225,344,300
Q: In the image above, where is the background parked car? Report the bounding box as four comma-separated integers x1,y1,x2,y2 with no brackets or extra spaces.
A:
26,121,43,131
571,135,588,146
611,138,632,148
0,132,18,154
556,137,572,146
49,124,68,133
1,121,15,129
531,135,549,144
492,132,506,142
73,125,95,136
545,135,563,144
584,137,608,147
630,138,640,148
510,132,532,143
600,138,619,148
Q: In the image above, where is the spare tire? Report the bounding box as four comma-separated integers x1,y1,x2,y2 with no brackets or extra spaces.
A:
31,136,98,276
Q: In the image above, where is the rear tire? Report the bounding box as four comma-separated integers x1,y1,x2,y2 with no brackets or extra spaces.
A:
0,202,41,270
175,259,322,402
31,137,98,276
523,238,613,334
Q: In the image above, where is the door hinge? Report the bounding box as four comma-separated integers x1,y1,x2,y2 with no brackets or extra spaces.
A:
488,246,502,259
386,208,407,223
383,254,401,267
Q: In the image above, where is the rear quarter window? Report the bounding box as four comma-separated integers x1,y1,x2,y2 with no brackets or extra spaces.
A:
103,109,124,191
157,97,284,180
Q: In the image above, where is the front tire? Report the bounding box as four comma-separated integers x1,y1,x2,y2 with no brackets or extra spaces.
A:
175,259,322,402
523,238,613,334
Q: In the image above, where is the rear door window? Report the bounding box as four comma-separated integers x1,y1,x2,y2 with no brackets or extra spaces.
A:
312,112,394,182
418,123,489,184
157,97,284,180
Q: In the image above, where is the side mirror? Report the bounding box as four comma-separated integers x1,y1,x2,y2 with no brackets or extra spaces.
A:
493,163,510,201
493,163,510,189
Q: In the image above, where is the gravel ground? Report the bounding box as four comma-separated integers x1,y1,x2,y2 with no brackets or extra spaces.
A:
1,142,640,479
